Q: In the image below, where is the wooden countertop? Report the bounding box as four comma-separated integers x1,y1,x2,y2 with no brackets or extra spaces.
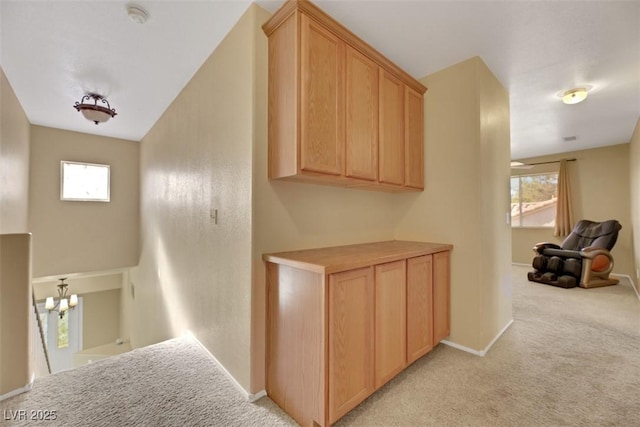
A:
263,240,453,274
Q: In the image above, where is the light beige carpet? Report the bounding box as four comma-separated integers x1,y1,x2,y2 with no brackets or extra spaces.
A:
335,266,640,426
2,265,639,426
0,336,294,427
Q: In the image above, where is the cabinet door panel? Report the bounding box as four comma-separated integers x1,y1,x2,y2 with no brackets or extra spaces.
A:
407,255,433,364
434,251,451,343
300,14,345,176
374,260,406,389
405,86,424,189
345,46,378,181
379,70,405,186
329,267,374,424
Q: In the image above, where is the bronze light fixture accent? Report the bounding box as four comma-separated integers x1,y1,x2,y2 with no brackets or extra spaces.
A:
45,278,78,319
73,93,117,125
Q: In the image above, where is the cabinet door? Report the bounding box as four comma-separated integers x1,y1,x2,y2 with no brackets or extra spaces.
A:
345,46,378,181
433,251,451,343
406,255,433,364
329,267,374,424
300,14,345,176
374,260,406,389
379,70,405,186
405,86,424,189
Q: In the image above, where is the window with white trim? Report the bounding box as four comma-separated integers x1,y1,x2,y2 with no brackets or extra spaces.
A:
510,173,558,227
61,161,110,202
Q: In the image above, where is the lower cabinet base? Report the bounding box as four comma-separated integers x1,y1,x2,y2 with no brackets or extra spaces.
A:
268,344,445,426
264,241,452,426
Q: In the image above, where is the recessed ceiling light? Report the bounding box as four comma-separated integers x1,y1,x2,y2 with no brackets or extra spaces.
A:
127,4,149,24
561,88,588,105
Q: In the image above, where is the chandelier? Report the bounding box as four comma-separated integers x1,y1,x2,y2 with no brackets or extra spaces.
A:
73,94,117,125
45,278,78,319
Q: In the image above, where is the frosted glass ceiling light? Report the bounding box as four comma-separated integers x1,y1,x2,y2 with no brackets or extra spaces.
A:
562,88,588,105
45,278,78,319
73,94,117,125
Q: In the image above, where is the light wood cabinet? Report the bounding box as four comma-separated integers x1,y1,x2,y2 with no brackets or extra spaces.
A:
266,265,325,424
263,0,427,192
405,86,425,189
300,14,345,176
374,260,406,388
345,46,378,181
379,70,405,186
434,250,451,343
328,267,374,424
407,255,434,363
264,241,452,426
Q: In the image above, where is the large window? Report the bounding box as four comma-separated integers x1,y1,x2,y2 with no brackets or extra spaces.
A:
510,173,558,227
60,161,110,202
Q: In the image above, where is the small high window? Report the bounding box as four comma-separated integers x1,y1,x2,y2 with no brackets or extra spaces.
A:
61,161,110,202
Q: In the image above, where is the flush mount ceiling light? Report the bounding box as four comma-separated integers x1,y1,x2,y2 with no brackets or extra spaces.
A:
73,94,117,125
561,87,588,105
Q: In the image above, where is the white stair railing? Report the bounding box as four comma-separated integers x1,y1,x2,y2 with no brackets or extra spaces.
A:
31,291,51,375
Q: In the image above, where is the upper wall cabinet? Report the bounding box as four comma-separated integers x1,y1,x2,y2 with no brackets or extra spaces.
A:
263,0,427,192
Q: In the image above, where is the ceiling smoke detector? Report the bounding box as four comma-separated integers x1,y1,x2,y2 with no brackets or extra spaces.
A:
126,4,149,24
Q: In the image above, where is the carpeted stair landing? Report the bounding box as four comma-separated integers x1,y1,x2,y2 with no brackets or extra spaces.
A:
1,336,294,426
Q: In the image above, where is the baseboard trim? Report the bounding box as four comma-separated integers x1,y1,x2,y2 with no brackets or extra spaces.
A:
442,319,514,357
248,390,267,402
511,262,530,267
185,332,264,403
441,339,484,356
611,273,640,302
0,375,34,402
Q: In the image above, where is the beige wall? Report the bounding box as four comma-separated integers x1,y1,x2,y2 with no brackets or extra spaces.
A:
82,289,121,349
28,126,139,278
477,61,513,347
119,271,132,342
33,272,123,300
33,273,123,350
394,57,513,352
628,117,640,294
512,144,633,280
0,234,32,397
0,69,32,399
0,68,30,234
131,4,401,393
131,5,260,391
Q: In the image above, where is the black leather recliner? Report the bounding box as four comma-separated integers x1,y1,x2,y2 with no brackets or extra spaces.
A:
527,219,622,288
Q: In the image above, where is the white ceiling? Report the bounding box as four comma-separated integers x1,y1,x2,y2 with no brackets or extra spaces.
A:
2,1,639,160
1,0,252,142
